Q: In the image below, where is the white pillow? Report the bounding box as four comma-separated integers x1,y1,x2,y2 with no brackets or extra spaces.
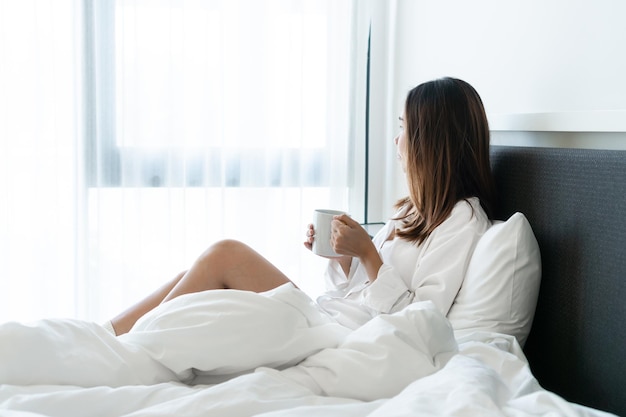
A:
447,212,541,346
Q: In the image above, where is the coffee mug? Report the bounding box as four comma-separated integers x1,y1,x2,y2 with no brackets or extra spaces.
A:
312,209,346,257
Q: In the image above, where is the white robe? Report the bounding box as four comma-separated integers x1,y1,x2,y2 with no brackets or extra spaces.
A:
317,197,490,329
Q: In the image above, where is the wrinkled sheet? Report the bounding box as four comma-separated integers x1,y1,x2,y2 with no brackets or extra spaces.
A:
0,284,617,417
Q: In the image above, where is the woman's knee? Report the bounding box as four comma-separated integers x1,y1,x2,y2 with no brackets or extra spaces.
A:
204,239,250,258
194,239,289,292
195,239,252,270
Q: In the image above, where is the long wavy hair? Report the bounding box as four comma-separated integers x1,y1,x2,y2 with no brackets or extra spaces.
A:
394,77,496,244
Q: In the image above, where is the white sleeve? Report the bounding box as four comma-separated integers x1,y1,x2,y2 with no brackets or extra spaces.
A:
323,259,351,293
359,263,412,313
360,201,488,316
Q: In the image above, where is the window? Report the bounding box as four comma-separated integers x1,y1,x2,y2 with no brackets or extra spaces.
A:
0,0,365,322
86,0,345,189
79,0,360,320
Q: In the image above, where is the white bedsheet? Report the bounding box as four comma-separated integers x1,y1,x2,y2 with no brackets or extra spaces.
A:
0,283,617,417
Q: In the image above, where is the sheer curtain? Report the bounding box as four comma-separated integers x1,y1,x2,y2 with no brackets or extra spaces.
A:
0,0,80,322
0,0,360,323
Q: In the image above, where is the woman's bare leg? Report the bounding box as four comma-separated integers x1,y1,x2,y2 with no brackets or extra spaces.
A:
109,271,186,336
110,240,293,335
163,239,293,301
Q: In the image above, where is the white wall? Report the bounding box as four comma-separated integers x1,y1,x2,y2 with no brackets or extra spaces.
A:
392,0,626,120
367,0,626,221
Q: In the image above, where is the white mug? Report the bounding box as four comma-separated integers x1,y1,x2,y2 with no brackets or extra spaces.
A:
312,209,346,257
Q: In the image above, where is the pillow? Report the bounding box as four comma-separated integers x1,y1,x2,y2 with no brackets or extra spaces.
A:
447,212,541,346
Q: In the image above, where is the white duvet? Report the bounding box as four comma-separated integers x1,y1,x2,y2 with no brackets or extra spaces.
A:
0,283,616,417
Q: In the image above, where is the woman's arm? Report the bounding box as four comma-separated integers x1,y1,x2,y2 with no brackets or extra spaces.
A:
360,199,490,316
330,214,383,280
336,256,354,277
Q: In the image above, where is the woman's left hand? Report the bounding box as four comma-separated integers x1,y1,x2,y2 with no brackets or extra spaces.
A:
330,214,371,257
331,214,383,280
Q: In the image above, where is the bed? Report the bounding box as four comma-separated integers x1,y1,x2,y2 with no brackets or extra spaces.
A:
0,145,624,417
491,145,626,417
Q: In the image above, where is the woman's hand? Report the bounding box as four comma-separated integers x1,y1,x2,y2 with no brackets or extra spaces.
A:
330,214,383,281
304,223,353,277
303,223,315,251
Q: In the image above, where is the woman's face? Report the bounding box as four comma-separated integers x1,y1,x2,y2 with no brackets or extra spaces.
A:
394,113,408,172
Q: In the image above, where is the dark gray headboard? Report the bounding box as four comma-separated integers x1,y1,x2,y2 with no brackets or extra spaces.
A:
490,146,626,417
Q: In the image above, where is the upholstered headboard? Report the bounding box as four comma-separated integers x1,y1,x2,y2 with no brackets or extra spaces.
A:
490,146,626,417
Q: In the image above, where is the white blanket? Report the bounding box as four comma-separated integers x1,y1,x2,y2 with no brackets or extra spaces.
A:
0,283,617,417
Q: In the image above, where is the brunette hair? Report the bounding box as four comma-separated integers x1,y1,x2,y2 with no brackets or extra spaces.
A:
394,77,496,244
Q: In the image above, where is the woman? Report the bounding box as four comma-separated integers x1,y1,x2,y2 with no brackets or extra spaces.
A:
107,77,495,336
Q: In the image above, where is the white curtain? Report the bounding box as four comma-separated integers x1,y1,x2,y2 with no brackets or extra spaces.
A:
0,0,360,322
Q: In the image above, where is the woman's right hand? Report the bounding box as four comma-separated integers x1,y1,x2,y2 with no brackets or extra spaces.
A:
303,223,315,251
304,223,353,277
